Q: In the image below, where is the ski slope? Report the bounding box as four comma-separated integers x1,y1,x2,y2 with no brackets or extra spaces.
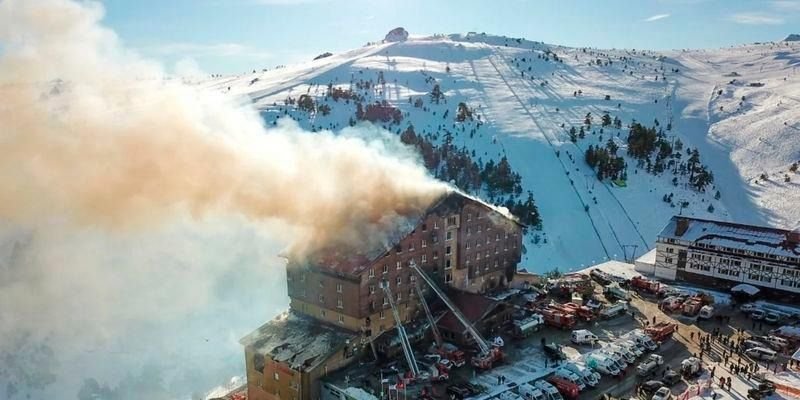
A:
203,33,800,273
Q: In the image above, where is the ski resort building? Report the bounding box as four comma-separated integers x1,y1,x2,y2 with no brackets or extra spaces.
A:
241,191,524,400
654,216,800,299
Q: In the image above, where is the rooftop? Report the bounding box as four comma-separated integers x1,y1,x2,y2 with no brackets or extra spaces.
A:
658,216,800,260
438,290,502,333
293,190,522,276
240,311,356,372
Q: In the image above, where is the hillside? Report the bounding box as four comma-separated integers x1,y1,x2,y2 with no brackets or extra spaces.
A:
203,33,800,272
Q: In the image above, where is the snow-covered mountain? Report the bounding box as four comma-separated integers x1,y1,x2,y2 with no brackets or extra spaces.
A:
202,33,800,273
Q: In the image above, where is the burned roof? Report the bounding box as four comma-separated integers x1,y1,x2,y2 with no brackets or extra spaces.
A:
658,216,800,260
240,311,355,372
293,190,521,275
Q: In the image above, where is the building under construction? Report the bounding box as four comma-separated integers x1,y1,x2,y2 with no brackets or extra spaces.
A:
241,191,524,400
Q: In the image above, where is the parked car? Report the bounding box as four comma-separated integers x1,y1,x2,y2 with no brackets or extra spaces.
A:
571,329,599,345
740,303,758,313
662,370,681,386
446,385,470,399
640,380,665,397
765,312,782,325
751,309,767,320
652,386,672,400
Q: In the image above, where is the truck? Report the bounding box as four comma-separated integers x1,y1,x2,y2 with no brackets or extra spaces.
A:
645,322,677,342
603,282,631,301
630,276,661,294
562,302,596,321
430,343,466,368
511,314,545,339
589,269,614,285
571,329,599,345
585,352,620,376
599,301,629,319
546,376,581,399
636,354,664,377
540,308,577,330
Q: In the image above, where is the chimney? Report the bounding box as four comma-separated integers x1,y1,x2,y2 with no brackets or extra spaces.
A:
675,217,690,237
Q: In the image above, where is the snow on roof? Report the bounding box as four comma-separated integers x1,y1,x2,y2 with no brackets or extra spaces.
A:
636,248,657,265
730,283,760,295
240,311,355,372
581,260,638,280
659,216,800,260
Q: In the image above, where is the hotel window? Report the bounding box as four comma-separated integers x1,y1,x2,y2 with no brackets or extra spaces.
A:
445,259,452,269
369,285,375,294
446,246,452,255
396,292,402,301
467,227,471,235
336,283,343,293
446,231,453,241
445,273,453,283
383,297,389,305
422,223,427,231
337,298,343,309
395,244,403,254
477,224,482,233
494,247,499,255
448,216,457,226
466,241,471,249
421,239,427,248
383,264,389,274
409,241,415,251
496,233,500,241
380,310,386,319
396,261,402,270
433,251,439,260
369,268,375,278
666,247,674,254
467,212,472,221
318,294,325,303
410,275,416,283
486,237,490,245
665,257,673,264
396,276,402,286
476,252,481,260
338,315,344,324
300,273,306,283
434,221,439,229
421,254,427,263
320,309,327,318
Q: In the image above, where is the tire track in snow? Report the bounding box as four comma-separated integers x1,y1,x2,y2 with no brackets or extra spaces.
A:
488,46,651,256
478,45,613,260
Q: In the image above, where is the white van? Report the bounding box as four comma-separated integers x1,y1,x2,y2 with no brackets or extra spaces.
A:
606,344,636,364
698,305,714,319
518,383,546,400
585,352,621,376
562,362,600,387
764,335,789,350
599,349,628,370
627,330,658,351
534,380,563,400
554,368,586,390
571,329,599,345
745,347,777,361
617,339,644,357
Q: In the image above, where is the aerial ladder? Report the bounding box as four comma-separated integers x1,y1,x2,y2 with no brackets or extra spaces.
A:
409,262,503,369
414,283,443,346
415,283,467,368
380,280,420,378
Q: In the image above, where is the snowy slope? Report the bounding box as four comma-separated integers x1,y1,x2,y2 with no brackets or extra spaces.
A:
203,34,799,273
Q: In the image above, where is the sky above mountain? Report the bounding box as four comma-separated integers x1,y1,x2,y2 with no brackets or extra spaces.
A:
102,0,800,74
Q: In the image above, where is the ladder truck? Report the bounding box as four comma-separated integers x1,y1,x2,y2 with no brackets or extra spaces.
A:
380,280,420,379
415,283,466,367
410,262,504,370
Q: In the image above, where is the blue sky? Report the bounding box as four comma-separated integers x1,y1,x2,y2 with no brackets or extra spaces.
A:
101,0,800,74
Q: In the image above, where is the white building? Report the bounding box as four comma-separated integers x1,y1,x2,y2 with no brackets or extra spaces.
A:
654,216,800,299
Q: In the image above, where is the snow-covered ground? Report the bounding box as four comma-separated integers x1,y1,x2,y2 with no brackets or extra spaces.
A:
203,34,799,274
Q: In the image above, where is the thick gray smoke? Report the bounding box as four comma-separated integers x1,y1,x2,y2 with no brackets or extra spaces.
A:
0,0,447,398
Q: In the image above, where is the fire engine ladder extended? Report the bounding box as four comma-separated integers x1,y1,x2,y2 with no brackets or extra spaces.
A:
410,262,491,355
414,283,443,347
380,280,420,377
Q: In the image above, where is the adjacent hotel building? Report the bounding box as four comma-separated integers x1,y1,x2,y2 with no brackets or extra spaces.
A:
653,216,800,300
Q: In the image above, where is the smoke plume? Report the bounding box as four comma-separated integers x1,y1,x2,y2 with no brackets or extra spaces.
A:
0,0,447,398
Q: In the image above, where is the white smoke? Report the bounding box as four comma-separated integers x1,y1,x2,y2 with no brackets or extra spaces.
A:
0,0,447,398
